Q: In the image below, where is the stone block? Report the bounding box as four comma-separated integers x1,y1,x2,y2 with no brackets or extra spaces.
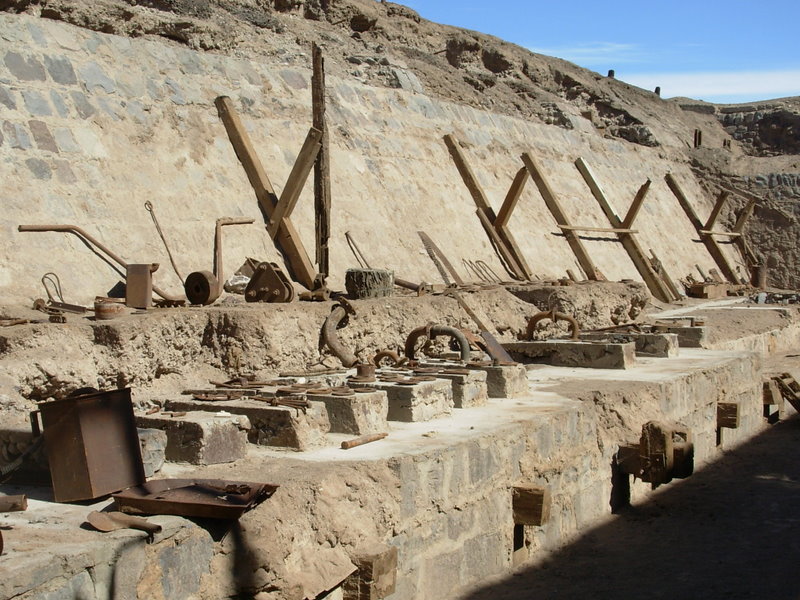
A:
25,157,52,180
310,389,388,435
136,410,250,465
164,397,330,451
429,368,488,408
351,379,452,422
49,90,70,117
4,51,46,81
53,159,77,183
343,543,398,600
504,340,636,369
53,127,79,152
28,119,58,152
21,89,52,116
137,427,167,477
581,332,679,358
476,363,528,398
69,90,95,118
654,324,707,348
44,54,77,85
3,121,32,149
79,61,116,93
0,84,16,110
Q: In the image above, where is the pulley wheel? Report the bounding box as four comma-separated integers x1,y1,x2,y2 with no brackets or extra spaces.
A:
185,271,219,305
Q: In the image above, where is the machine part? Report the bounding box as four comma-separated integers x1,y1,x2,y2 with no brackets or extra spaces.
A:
38,274,89,313
341,432,388,450
87,510,162,539
478,331,515,364
322,305,358,368
525,310,580,341
245,262,295,303
299,287,332,302
617,421,694,486
372,350,402,367
126,263,159,309
184,217,254,305
404,324,471,363
35,388,145,503
94,299,126,320
18,225,182,302
144,201,184,284
114,479,277,519
418,231,464,285
48,313,67,323
344,231,371,269
0,494,27,512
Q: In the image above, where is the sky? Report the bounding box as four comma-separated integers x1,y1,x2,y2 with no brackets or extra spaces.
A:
398,0,800,103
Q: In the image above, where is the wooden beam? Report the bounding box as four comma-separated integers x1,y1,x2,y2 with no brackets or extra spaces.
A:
732,198,756,233
495,167,528,229
512,485,551,526
475,208,526,280
267,127,322,239
704,191,730,230
215,96,317,289
621,179,651,229
698,230,742,238
664,173,739,284
575,158,673,302
522,152,602,281
558,225,639,234
443,134,493,214
312,42,331,278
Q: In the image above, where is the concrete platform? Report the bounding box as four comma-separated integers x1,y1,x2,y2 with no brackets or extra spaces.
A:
349,378,453,422
504,339,637,369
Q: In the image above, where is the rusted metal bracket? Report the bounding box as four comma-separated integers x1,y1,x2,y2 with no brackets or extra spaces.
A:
617,421,694,486
404,324,472,363
664,174,746,284
575,158,677,302
215,96,319,290
525,310,580,341
443,134,532,281
521,153,605,281
322,302,357,367
245,261,295,303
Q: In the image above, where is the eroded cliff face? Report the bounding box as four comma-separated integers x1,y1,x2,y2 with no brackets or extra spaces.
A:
0,0,797,297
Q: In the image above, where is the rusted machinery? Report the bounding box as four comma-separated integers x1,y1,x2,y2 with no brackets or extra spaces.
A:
617,421,694,486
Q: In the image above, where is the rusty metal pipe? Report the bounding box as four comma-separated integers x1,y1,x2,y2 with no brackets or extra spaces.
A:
525,310,580,341
404,324,471,362
18,224,182,301
322,305,357,368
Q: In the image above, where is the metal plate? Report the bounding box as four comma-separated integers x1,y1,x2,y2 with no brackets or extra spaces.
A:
114,478,277,519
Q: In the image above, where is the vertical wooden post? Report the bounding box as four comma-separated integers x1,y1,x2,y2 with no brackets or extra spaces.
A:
312,42,331,279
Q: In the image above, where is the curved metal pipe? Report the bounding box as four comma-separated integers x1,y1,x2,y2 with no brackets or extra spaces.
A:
404,324,471,363
525,310,580,341
322,305,357,368
18,224,182,301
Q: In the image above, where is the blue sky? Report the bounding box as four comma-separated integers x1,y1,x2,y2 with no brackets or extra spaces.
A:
398,1,800,103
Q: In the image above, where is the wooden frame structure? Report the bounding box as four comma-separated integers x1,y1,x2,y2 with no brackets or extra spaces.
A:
664,173,755,284
443,134,533,281
575,158,677,302
215,96,320,290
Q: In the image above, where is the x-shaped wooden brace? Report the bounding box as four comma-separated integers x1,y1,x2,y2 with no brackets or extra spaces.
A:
444,134,533,281
216,96,321,290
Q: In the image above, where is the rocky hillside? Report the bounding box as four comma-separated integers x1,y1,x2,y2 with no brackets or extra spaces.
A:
2,0,799,286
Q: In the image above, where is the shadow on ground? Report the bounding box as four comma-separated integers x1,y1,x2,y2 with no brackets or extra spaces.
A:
462,418,800,600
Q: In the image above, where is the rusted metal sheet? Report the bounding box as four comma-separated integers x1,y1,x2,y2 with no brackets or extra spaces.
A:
36,388,146,503
114,479,277,519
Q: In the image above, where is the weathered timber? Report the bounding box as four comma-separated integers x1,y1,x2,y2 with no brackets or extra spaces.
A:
512,485,551,525
621,180,651,229
717,402,740,429
704,191,730,230
215,96,317,289
312,42,331,278
522,152,603,280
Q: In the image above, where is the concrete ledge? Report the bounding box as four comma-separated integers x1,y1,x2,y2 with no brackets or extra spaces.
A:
505,340,636,369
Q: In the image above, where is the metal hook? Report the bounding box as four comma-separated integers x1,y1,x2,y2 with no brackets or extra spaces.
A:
41,272,64,303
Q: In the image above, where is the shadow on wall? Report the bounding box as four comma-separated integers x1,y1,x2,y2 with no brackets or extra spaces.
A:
462,417,800,600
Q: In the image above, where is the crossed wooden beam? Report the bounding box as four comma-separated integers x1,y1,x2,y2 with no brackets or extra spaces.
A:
665,173,755,284
215,96,320,290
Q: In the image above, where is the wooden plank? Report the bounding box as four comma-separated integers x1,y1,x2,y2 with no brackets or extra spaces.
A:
732,198,756,233
443,134,493,214
312,43,331,278
717,402,740,429
215,96,317,289
704,191,730,230
575,157,672,301
664,173,739,284
558,225,639,234
649,248,682,299
496,223,534,280
698,230,742,238
495,167,528,229
512,485,551,526
475,208,526,280
522,152,602,281
267,127,322,239
621,179,651,229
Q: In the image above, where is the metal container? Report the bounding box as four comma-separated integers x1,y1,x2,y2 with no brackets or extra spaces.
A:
126,263,158,309
35,388,145,502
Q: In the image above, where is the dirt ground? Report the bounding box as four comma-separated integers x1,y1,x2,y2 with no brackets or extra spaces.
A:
458,412,800,600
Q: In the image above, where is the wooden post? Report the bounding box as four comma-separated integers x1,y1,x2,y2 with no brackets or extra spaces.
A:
312,42,331,279
521,152,603,281
664,173,739,284
704,191,730,230
621,180,651,229
215,96,317,289
575,158,674,302
443,135,531,280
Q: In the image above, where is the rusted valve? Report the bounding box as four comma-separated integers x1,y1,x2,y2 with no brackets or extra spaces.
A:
525,310,580,341
404,324,471,363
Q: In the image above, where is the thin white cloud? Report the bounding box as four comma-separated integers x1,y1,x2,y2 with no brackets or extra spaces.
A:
620,69,800,101
528,42,644,65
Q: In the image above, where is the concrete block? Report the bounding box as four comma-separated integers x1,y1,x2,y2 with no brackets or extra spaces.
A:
136,410,249,465
504,340,636,369
343,543,397,600
581,332,679,358
164,397,330,451
477,363,529,398
351,379,453,422
137,427,166,477
430,368,488,408
309,389,388,435
654,324,707,348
